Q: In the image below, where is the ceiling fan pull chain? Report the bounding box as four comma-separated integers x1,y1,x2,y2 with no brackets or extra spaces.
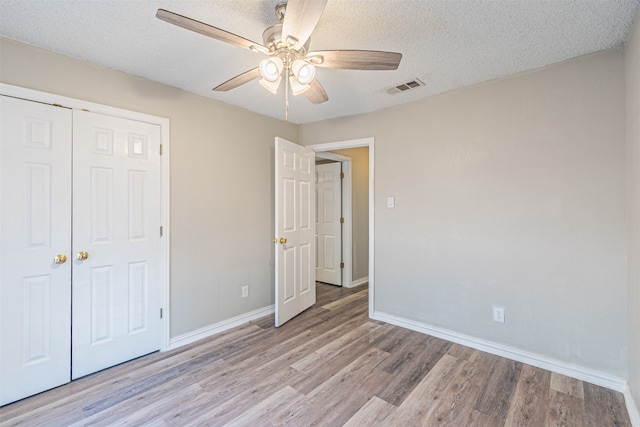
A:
285,67,290,122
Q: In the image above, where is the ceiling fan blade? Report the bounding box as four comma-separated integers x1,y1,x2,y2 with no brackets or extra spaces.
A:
304,79,329,104
156,9,266,52
281,0,328,51
308,50,402,70
213,68,261,92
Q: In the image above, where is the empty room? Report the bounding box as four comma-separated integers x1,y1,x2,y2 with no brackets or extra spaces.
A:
1,0,640,425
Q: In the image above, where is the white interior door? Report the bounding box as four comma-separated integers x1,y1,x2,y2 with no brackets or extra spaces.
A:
275,137,316,327
315,162,342,285
71,110,161,379
0,96,73,405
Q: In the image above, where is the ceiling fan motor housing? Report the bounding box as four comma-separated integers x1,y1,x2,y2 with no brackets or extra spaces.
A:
262,24,310,63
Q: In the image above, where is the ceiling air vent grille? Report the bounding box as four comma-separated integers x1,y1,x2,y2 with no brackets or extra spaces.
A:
385,78,425,95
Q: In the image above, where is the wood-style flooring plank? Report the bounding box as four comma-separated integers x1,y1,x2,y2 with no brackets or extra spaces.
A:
275,348,392,426
222,385,307,427
474,356,523,421
321,290,368,310
546,389,587,427
376,335,452,406
503,364,552,426
423,350,496,426
386,354,467,425
550,371,585,399
342,395,397,427
583,381,632,427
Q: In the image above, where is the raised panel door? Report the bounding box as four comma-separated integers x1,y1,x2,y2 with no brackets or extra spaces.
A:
0,96,72,405
71,110,161,379
275,137,316,327
315,162,342,285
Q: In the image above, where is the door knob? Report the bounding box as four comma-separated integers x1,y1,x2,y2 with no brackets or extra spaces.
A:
53,254,67,264
77,251,89,261
279,237,287,244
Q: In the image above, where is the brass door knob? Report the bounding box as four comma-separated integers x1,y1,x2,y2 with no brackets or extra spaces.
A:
53,254,67,264
77,251,89,261
279,237,287,244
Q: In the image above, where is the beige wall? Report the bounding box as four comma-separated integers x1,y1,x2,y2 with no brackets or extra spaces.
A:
301,49,628,376
331,147,369,283
626,11,640,414
0,37,297,337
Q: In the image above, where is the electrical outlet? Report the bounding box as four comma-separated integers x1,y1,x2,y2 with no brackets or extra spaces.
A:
241,285,249,298
492,305,505,323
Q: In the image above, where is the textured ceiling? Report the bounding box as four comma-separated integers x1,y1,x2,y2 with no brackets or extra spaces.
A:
1,0,639,124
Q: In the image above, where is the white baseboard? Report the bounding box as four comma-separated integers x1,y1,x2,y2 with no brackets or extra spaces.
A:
625,385,640,427
372,310,627,393
347,276,369,288
169,305,274,350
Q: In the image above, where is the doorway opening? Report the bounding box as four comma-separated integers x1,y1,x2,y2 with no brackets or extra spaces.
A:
309,138,374,318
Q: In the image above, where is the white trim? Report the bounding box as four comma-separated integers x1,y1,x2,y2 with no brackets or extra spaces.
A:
1,83,172,352
373,310,628,393
350,277,369,288
625,385,640,427
169,305,275,350
309,138,374,317
341,160,353,287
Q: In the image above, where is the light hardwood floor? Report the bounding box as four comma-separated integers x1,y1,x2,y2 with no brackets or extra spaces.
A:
0,283,632,426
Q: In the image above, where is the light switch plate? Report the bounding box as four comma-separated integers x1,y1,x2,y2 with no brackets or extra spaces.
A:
387,197,395,208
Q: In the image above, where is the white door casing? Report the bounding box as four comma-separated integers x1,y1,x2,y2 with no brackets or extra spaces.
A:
275,137,316,327
0,96,73,405
71,110,162,379
315,162,342,285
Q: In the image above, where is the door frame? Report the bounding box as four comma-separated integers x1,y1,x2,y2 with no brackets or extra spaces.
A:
315,151,352,288
0,83,172,351
308,138,374,318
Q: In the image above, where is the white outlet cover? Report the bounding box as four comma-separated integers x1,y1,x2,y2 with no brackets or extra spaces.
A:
492,305,505,323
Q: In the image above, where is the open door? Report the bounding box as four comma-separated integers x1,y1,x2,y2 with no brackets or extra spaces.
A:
274,137,316,327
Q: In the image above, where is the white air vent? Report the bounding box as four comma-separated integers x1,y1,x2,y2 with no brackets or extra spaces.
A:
385,78,425,95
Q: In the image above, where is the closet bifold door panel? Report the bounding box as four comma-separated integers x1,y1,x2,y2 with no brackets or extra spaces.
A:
71,110,162,380
0,96,73,406
0,96,163,406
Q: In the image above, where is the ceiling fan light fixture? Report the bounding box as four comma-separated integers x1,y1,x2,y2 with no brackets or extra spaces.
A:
292,59,316,85
259,57,283,82
259,76,281,94
289,75,310,96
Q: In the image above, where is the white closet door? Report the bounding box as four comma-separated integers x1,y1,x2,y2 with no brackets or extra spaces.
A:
0,96,72,405
71,110,161,379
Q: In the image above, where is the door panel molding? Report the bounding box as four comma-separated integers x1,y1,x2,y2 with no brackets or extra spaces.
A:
0,96,73,405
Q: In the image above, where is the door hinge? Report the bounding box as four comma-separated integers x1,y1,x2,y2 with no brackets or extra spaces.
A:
160,308,163,318
160,226,163,237
160,144,163,155
340,172,344,179
340,262,345,269
340,217,344,224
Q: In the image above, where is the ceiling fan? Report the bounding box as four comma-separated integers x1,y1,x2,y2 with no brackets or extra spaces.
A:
156,0,402,112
